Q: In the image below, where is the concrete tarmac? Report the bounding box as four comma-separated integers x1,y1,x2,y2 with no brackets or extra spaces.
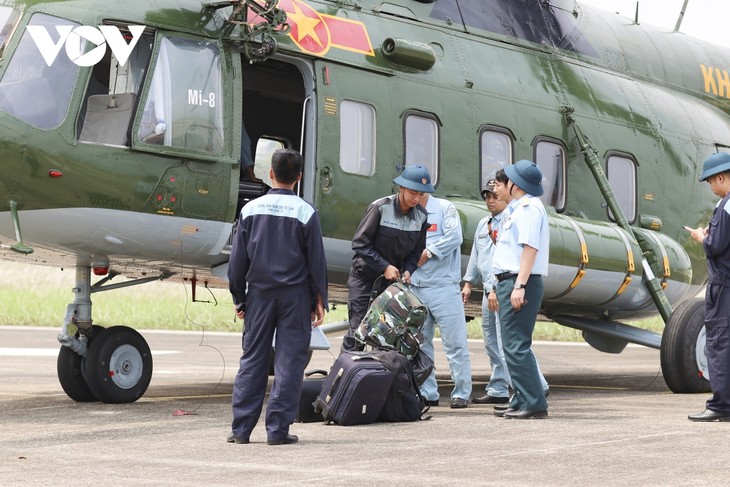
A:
1,326,728,486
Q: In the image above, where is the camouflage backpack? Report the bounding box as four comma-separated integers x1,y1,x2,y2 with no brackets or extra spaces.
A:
355,279,428,360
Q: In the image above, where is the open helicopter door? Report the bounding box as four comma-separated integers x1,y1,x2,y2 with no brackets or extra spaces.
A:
235,55,316,217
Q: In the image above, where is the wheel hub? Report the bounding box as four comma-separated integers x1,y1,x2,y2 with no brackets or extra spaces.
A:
108,344,143,389
696,327,710,380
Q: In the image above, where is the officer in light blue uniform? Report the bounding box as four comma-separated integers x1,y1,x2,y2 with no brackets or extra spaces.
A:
462,182,511,403
411,193,472,408
463,181,549,405
491,160,550,419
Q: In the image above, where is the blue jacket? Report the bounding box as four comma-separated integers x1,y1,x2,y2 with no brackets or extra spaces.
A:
705,192,730,283
228,188,328,311
411,195,464,287
463,211,503,290
350,194,429,280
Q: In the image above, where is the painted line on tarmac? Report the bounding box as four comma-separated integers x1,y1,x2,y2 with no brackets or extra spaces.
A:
0,348,178,357
552,384,629,391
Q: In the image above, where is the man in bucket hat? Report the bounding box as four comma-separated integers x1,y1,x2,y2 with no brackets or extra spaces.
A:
462,180,512,404
342,165,433,351
490,160,550,419
686,152,730,422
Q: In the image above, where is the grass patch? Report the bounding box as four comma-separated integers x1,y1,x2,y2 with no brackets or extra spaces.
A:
0,262,666,342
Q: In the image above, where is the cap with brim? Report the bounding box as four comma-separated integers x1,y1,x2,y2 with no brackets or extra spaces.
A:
480,179,497,199
700,152,730,181
504,159,544,196
393,165,435,193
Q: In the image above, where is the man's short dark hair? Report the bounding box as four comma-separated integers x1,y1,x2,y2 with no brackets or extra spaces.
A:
494,168,508,185
271,149,303,184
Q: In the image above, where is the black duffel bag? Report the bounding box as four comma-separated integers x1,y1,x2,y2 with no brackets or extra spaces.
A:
368,348,430,422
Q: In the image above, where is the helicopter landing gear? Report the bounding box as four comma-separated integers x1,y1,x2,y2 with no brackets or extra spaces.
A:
660,298,711,393
57,265,164,403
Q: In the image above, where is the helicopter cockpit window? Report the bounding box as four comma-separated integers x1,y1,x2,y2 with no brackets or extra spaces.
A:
0,13,80,129
480,128,512,191
607,154,637,223
404,112,439,185
534,139,566,211
340,100,376,176
137,36,224,154
0,7,21,58
78,28,153,146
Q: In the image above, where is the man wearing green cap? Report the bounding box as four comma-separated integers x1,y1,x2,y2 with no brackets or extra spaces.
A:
491,159,550,419
686,152,730,422
342,165,433,351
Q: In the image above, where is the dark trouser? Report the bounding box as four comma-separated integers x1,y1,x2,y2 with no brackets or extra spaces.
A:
342,271,388,351
705,282,730,413
231,290,311,441
497,275,547,412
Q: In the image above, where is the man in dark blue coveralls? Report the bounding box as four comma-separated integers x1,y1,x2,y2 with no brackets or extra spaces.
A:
687,152,730,422
227,148,328,444
342,165,433,351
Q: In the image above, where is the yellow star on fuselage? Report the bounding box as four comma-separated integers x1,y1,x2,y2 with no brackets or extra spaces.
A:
287,1,323,47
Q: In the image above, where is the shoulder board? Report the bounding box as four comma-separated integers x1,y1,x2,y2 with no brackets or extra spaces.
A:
521,198,530,207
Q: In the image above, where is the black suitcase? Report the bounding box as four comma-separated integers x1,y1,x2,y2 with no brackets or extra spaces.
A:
314,351,394,425
296,369,327,423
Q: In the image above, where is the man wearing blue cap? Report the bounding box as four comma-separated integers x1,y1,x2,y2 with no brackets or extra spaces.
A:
686,152,730,422
490,160,550,419
342,165,433,351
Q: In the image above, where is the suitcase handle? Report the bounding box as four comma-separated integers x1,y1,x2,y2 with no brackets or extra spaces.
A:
304,369,328,378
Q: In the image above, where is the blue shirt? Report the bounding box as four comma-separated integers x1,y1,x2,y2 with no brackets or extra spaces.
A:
705,193,730,283
411,196,464,287
463,210,503,289
228,188,328,309
491,195,550,276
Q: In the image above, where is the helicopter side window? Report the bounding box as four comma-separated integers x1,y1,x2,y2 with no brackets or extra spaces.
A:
340,100,376,176
404,112,439,185
0,7,21,59
534,138,566,211
479,127,513,191
136,36,224,154
606,154,637,223
0,13,80,129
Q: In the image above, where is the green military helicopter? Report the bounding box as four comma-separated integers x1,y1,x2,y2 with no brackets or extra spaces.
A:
0,0,723,402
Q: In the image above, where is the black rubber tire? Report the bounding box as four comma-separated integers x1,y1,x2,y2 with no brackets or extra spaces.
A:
83,326,153,403
57,325,105,402
660,298,711,393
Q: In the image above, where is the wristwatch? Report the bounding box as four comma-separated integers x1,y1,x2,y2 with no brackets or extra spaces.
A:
513,282,526,290
425,249,433,259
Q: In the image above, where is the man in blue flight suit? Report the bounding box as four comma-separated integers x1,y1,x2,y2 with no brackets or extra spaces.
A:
342,165,433,351
227,148,328,444
411,191,472,408
491,160,550,419
687,152,730,422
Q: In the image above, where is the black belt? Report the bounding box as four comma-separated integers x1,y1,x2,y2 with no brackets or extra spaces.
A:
495,273,541,282
495,272,517,282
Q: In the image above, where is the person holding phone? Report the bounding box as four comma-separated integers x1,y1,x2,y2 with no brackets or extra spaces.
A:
686,152,730,422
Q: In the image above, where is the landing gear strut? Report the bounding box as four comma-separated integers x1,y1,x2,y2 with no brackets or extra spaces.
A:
56,265,167,403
